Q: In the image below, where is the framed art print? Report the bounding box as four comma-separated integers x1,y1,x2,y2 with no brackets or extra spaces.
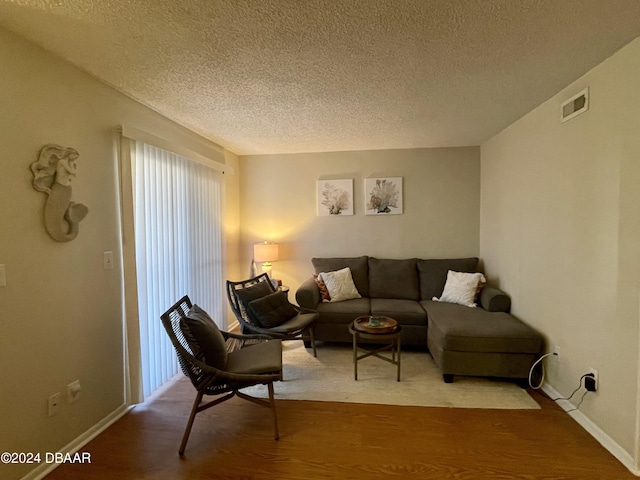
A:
317,179,354,216
365,177,403,215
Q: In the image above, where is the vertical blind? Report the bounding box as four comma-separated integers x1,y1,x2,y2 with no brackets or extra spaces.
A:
132,142,224,397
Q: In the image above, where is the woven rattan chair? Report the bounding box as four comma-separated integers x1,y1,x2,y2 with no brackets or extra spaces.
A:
227,273,318,357
160,295,282,455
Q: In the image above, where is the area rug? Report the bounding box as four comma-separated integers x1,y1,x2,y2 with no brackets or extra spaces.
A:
242,342,540,410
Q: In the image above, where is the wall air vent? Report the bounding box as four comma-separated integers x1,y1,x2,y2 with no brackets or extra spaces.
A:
561,87,589,123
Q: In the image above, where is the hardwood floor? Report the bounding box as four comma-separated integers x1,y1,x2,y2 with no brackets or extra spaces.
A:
46,377,635,480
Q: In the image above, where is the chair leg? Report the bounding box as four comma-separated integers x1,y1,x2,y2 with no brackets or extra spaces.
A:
268,382,279,440
179,390,204,456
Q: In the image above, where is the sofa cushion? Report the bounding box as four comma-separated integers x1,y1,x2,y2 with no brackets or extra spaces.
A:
370,298,427,326
369,257,420,301
417,257,479,301
425,300,543,354
312,256,370,297
315,298,371,324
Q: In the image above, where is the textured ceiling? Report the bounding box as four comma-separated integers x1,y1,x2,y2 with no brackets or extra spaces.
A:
1,0,640,155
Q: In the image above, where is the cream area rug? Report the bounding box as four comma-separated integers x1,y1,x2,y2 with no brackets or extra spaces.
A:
243,342,540,410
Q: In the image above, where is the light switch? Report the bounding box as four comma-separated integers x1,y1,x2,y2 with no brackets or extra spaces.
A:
67,380,81,403
0,264,6,287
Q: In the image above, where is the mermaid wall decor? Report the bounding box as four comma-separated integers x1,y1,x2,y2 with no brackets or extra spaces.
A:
30,144,89,242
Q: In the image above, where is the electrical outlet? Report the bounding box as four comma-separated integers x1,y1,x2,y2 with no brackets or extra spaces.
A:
48,392,61,417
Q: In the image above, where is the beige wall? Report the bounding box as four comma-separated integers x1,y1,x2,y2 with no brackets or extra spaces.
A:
0,27,237,480
480,38,640,466
238,147,480,293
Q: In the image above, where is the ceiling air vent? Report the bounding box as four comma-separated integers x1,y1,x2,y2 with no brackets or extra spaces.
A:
561,87,589,123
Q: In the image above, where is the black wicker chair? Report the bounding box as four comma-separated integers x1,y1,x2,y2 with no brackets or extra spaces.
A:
160,295,282,455
226,273,317,357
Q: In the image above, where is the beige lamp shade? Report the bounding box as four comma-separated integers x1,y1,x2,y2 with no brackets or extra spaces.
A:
254,242,279,264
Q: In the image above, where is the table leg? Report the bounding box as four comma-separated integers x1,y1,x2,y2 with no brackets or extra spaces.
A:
397,336,402,382
352,331,358,381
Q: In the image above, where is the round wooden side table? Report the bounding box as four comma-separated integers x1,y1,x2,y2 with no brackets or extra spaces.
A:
348,319,402,382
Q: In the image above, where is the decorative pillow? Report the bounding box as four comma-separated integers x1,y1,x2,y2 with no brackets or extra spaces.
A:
234,280,273,323
179,305,228,369
312,256,370,297
475,274,487,298
417,257,479,300
248,291,299,328
319,267,361,303
313,274,331,302
432,270,487,308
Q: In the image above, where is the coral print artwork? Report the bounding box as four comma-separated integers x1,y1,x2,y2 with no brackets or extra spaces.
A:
317,179,353,216
365,177,403,215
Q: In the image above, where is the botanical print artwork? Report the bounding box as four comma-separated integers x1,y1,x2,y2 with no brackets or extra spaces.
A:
365,177,403,215
317,179,353,216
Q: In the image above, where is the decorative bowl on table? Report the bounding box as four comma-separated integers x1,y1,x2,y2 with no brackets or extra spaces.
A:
353,316,398,334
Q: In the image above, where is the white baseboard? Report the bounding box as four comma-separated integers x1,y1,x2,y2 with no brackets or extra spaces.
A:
21,403,133,480
541,383,640,476
228,319,240,333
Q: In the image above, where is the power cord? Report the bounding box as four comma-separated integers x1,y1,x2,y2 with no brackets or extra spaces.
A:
566,390,590,412
551,373,588,402
528,355,592,411
528,352,557,389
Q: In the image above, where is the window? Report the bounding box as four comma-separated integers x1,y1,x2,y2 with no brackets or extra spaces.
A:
120,131,226,400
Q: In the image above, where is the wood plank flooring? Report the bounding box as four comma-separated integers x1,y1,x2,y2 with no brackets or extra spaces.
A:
45,376,635,480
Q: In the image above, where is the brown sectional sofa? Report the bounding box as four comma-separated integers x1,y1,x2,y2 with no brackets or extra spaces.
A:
295,256,544,383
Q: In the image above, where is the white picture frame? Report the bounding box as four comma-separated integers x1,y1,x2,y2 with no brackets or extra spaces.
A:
365,177,403,215
317,179,354,216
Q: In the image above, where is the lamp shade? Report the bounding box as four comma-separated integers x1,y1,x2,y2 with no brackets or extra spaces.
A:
253,242,279,263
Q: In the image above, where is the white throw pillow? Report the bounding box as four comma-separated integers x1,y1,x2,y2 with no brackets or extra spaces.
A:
319,267,361,302
433,270,486,307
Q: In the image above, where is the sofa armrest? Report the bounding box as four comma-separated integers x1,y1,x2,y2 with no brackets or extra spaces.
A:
296,277,321,310
479,286,511,312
